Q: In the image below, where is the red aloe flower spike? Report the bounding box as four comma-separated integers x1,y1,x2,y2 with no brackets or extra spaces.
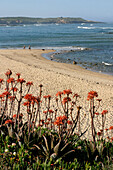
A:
43,95,48,99
8,96,16,101
2,91,11,97
97,132,101,136
87,91,98,100
67,120,73,125
94,112,99,115
96,99,102,102
101,110,108,115
109,126,113,130
47,118,51,121
44,122,49,125
11,87,18,92
0,78,3,83
13,114,17,118
16,73,21,78
105,128,108,131
48,109,54,113
47,95,51,99
73,93,80,98
56,91,63,97
62,97,71,104
43,111,48,114
43,95,51,101
23,101,30,106
54,119,64,126
26,81,33,86
5,70,12,76
62,115,67,120
17,78,25,84
24,94,32,100
63,89,72,95
5,119,13,124
7,78,15,83
0,94,4,98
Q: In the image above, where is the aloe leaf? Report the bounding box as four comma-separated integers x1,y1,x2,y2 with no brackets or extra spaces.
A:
61,149,75,158
43,135,49,152
97,142,104,155
51,135,54,150
33,144,41,150
60,142,70,152
34,144,47,157
50,153,57,160
8,126,13,137
54,158,62,165
89,141,95,153
1,129,5,135
54,140,61,155
15,132,21,147
41,144,48,156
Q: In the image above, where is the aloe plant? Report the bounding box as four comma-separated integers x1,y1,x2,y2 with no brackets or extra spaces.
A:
33,131,75,163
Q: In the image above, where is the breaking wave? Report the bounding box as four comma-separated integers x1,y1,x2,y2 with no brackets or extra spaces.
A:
102,61,112,66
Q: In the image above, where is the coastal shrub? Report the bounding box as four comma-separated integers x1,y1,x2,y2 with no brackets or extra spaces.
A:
0,70,113,169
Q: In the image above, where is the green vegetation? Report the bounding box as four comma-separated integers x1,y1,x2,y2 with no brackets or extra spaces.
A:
0,17,99,25
0,70,112,169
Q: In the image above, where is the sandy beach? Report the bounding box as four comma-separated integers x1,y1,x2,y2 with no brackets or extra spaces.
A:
0,49,113,138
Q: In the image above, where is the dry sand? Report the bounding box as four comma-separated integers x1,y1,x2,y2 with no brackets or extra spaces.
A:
0,49,113,139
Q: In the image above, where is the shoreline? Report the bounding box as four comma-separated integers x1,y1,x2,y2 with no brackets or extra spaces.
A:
0,48,113,81
0,49,113,139
0,47,112,76
42,48,113,77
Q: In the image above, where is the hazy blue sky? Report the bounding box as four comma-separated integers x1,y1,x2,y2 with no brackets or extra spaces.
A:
0,0,113,22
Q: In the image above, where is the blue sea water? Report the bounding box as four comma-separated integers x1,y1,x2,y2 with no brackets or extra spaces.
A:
0,23,113,75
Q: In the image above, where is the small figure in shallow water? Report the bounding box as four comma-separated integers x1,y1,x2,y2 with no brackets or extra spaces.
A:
23,45,26,49
29,45,31,50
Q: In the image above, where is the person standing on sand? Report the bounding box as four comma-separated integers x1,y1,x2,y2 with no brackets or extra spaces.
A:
29,45,31,50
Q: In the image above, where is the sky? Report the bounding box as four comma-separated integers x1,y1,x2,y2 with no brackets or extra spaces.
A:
0,0,113,22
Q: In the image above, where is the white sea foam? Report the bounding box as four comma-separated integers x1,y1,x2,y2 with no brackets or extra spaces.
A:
77,26,96,29
34,24,43,26
78,26,113,30
102,61,112,66
40,46,86,52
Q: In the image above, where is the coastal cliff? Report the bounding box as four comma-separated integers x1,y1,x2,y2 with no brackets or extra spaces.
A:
0,17,100,26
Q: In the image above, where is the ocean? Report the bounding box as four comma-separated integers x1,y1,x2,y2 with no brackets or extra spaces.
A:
0,23,113,75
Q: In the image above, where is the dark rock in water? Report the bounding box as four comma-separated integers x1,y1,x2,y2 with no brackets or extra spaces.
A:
85,47,92,51
73,61,77,65
85,48,89,50
42,49,45,51
93,63,98,66
107,32,113,34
